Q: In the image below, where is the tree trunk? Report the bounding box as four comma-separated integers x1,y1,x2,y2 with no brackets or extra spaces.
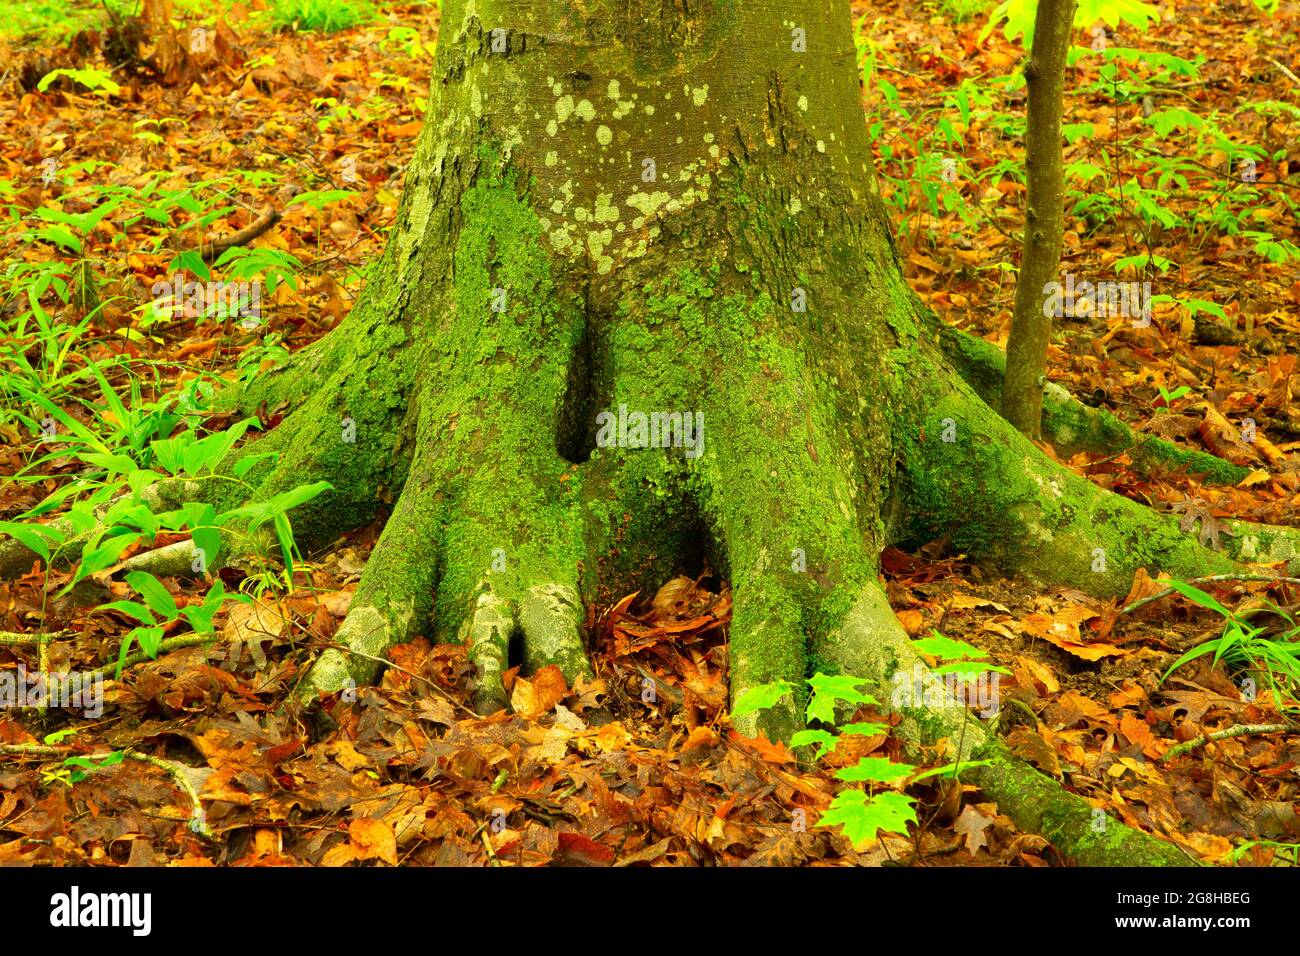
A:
167,0,1248,863
1002,0,1076,439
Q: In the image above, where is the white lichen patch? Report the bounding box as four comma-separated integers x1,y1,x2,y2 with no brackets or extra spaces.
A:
626,190,670,217
798,94,809,112
596,124,613,146
691,84,709,107
593,192,619,223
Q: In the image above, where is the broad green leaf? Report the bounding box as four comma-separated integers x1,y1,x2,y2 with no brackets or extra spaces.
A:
96,600,157,626
909,759,996,783
125,570,178,620
912,632,989,662
806,672,878,725
834,756,916,784
731,680,796,718
0,521,64,559
789,729,839,760
818,790,918,846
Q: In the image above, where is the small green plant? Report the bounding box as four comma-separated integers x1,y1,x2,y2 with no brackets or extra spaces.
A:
1154,384,1191,412
936,0,994,23
265,0,374,33
98,572,247,677
733,635,1004,850
1159,580,1300,706
43,749,125,787
1228,840,1300,866
37,67,121,96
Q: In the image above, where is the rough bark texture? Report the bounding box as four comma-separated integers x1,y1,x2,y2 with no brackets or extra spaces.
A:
1001,0,1076,439
12,0,1286,865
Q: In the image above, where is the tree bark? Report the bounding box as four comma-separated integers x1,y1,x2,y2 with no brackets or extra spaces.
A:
1002,0,1076,439
9,0,1263,865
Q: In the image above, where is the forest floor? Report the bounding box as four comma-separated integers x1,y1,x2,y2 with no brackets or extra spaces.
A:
0,0,1298,866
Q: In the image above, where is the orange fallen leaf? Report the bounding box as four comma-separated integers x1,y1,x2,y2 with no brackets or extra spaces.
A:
349,818,398,866
510,665,569,719
896,608,925,635
1022,610,1128,661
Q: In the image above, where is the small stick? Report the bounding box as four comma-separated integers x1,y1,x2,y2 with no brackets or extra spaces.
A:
0,742,212,838
196,206,281,263
0,629,72,645
1119,574,1300,617
1159,723,1291,763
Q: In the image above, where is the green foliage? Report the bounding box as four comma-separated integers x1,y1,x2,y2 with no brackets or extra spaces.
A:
99,574,247,677
817,790,919,847
265,0,374,34
1159,580,1300,707
731,680,796,718
982,0,1161,47
737,670,918,846
935,0,995,23
44,749,124,787
37,68,121,95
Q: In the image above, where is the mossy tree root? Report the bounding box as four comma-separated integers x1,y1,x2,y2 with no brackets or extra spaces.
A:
936,322,1252,486
832,585,1191,866
897,351,1249,598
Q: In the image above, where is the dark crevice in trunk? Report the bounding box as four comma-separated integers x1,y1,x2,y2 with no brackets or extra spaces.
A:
556,305,598,465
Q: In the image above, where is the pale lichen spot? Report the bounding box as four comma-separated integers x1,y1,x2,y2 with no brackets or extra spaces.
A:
555,94,575,123
586,228,614,273
593,192,619,223
788,197,802,215
596,124,613,146
546,119,558,137
798,95,809,112
574,99,596,122
691,84,709,107
816,140,826,153
626,191,670,217
544,150,558,167
607,79,621,101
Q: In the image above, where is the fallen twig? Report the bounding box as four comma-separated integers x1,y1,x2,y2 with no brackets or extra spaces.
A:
1159,723,1291,763
1119,574,1300,617
195,205,281,263
0,629,72,646
0,742,212,838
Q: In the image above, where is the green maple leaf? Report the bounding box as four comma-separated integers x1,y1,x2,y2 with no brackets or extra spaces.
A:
805,673,878,725
819,790,918,846
835,756,916,784
731,680,795,719
912,632,989,662
789,729,839,760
